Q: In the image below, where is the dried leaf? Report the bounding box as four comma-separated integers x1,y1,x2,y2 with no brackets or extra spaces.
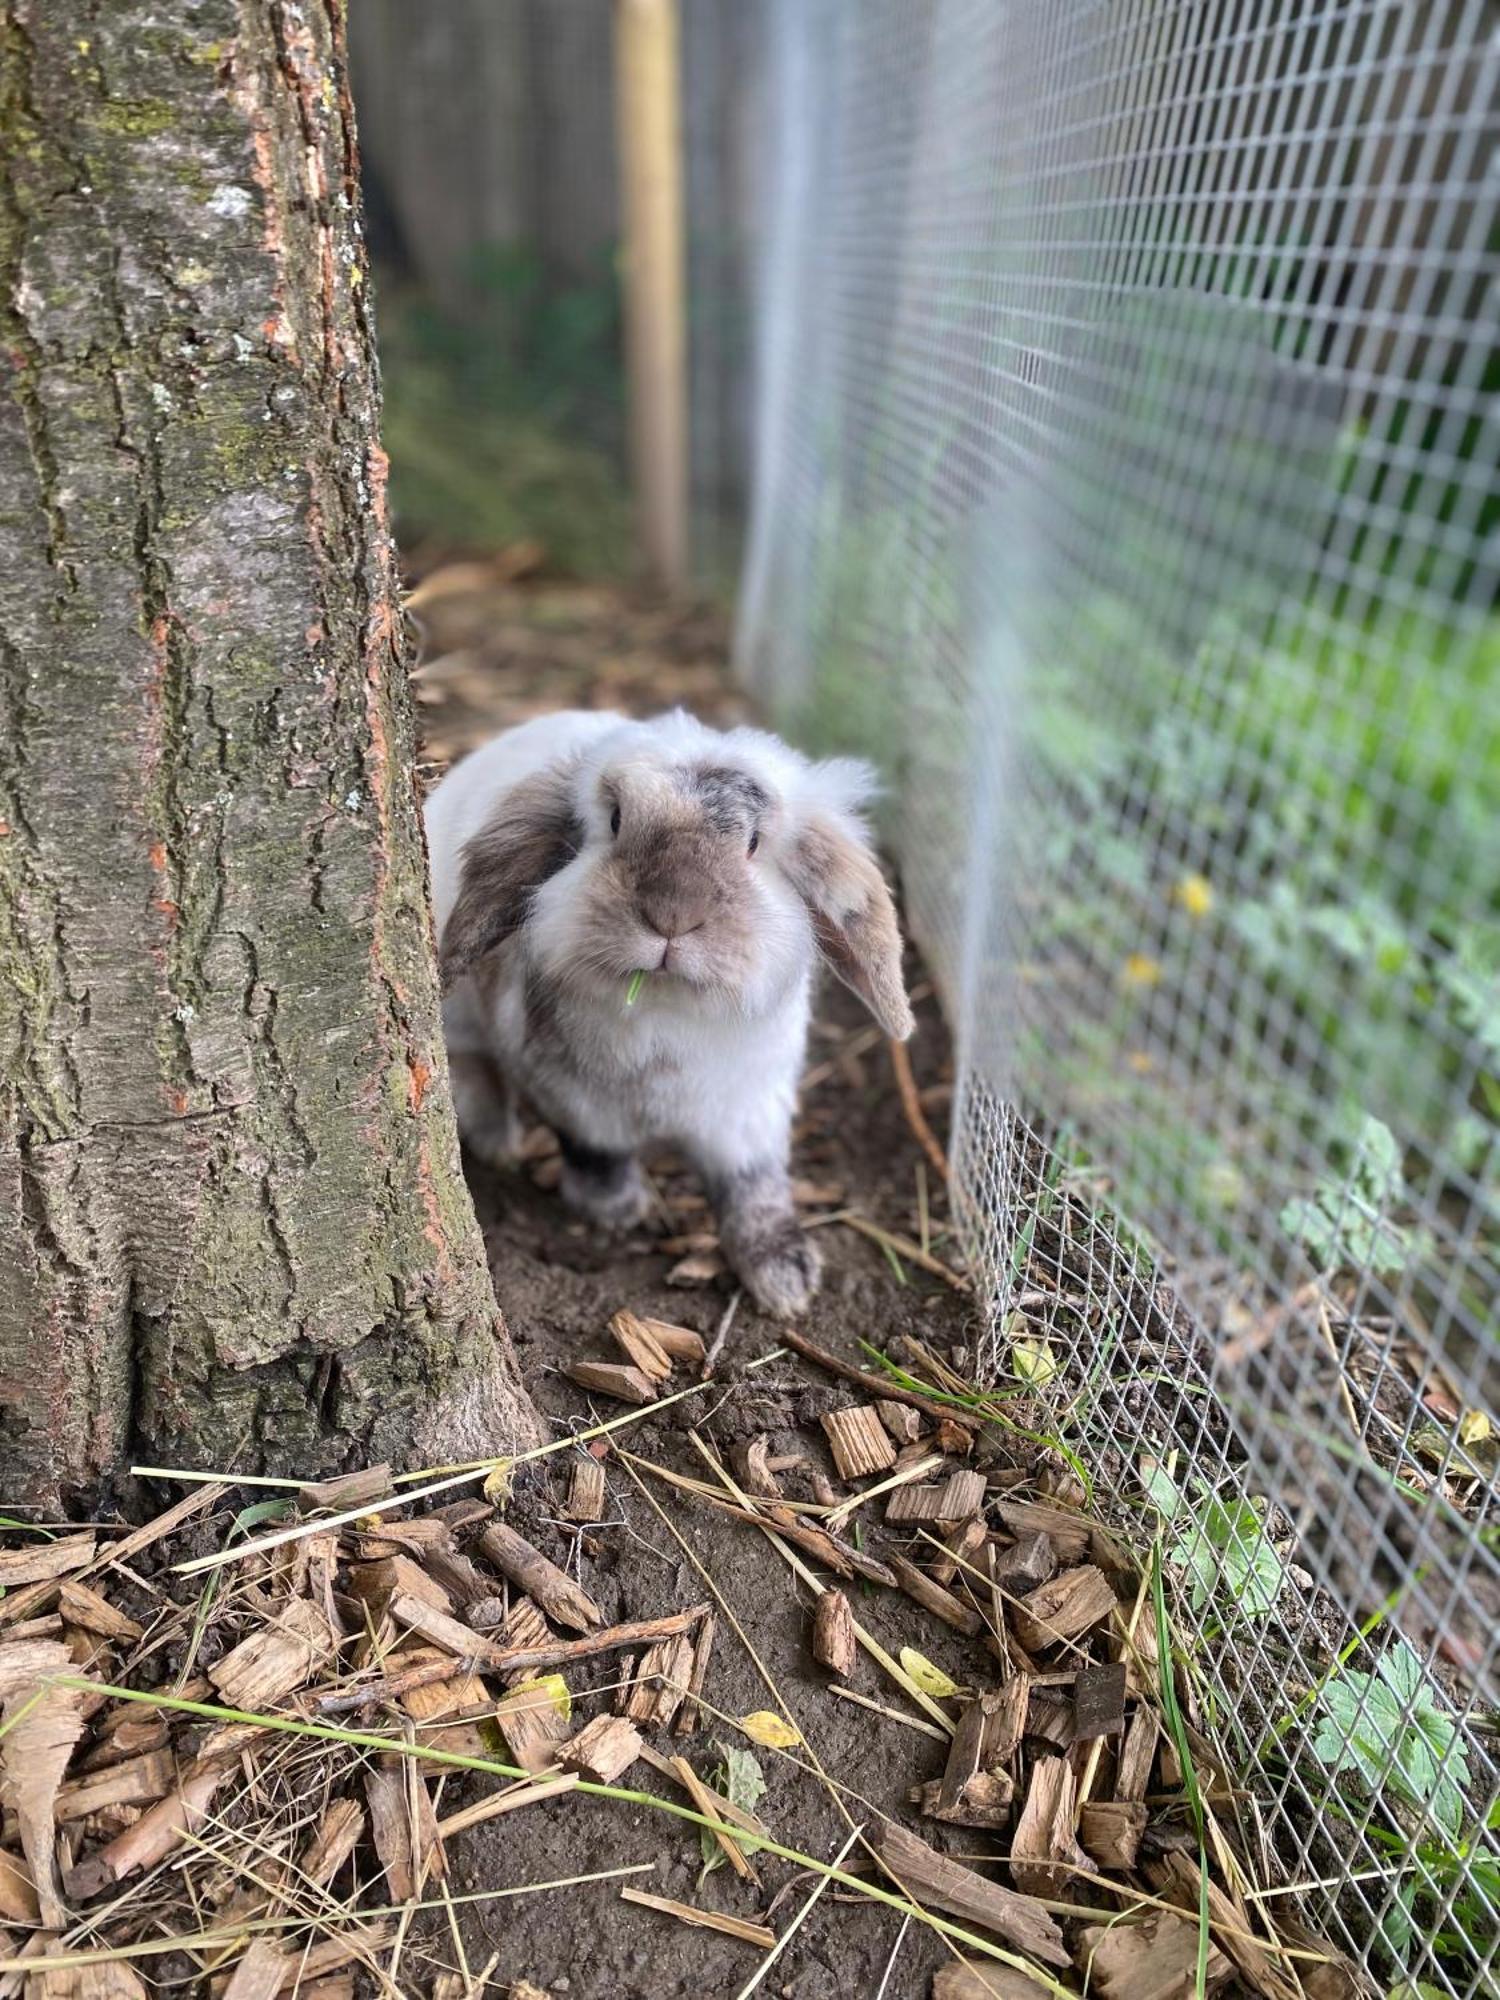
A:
899,1647,961,1699
739,1710,800,1749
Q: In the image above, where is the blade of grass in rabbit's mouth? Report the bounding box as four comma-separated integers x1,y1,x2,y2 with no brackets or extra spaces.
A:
625,969,648,1007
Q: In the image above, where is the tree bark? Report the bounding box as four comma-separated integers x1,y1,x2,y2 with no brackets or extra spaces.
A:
0,0,540,1501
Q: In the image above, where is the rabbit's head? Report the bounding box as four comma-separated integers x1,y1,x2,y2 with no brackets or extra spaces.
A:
440,711,913,1037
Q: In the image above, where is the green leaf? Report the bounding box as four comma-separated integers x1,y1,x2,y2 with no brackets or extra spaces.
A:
698,1742,768,1881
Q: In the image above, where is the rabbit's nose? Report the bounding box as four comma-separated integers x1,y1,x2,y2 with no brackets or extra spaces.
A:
638,891,710,941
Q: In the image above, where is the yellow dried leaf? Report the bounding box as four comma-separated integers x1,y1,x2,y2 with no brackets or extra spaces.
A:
898,1648,961,1699
1459,1409,1491,1447
512,1672,572,1722
1010,1338,1057,1388
1173,873,1214,917
1122,953,1163,988
482,1461,514,1504
739,1710,801,1749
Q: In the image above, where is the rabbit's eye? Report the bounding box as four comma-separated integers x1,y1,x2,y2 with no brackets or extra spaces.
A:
610,804,622,837
747,830,760,856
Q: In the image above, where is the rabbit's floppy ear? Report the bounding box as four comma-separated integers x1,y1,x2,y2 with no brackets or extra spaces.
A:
440,763,582,989
784,771,913,1040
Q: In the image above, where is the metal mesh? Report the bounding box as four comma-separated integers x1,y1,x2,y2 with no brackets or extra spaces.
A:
732,0,1499,1986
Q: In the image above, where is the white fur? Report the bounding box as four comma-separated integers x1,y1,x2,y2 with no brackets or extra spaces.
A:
426,710,879,1176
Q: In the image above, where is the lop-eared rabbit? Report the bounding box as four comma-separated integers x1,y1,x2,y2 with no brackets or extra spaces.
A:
427,709,912,1316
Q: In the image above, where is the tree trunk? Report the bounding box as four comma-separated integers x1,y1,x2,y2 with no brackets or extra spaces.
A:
0,0,540,1503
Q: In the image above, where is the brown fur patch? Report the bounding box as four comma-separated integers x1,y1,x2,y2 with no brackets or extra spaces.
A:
788,819,913,1039
441,766,583,987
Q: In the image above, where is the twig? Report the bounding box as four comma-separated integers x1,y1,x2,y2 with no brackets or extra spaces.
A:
889,1038,948,1180
435,1773,578,1840
703,1288,743,1375
841,1214,968,1290
778,1330,977,1430
827,1685,948,1742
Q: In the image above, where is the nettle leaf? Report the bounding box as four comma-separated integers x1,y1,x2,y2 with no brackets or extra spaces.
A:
1373,1641,1426,1707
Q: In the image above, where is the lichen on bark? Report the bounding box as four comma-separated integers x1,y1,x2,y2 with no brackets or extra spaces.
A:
0,0,539,1501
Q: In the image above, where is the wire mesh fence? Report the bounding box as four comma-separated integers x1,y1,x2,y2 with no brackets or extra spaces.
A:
733,0,1499,1987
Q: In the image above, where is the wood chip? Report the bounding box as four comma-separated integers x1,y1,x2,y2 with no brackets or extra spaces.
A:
730,1436,782,1499
812,1590,857,1678
873,1822,1068,1966
494,1678,572,1773
609,1309,674,1381
1114,1706,1157,1802
934,1469,986,1520
65,1757,228,1899
345,1552,452,1619
1147,1852,1300,2000
992,1502,1091,1566
1079,1799,1148,1870
207,1598,335,1709
664,1250,726,1287
563,1458,607,1523
0,1535,95,1590
54,1749,174,1824
933,1960,1057,2000
619,1886,775,1949
672,1610,715,1736
0,1848,38,1925
0,1641,83,1925
990,1532,1057,1597
475,1523,603,1633
633,1315,707,1366
912,1770,1014,1827
564,1359,659,1405
1073,1661,1127,1743
885,1483,953,1524
364,1767,445,1899
1076,1911,1233,1998
1011,1754,1086,1898
55,1582,143,1645
269,1929,391,1993
621,1632,695,1731
389,1592,495,1663
876,1400,923,1445
299,1798,364,1888
940,1685,1026,1812
821,1405,897,1479
1010,1565,1116,1652
929,1517,987,1587
105,1483,227,1570
888,1555,983,1636
223,1938,289,2000
561,1714,642,1783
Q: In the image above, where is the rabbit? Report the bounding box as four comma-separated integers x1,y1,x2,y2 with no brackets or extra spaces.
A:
425,707,913,1318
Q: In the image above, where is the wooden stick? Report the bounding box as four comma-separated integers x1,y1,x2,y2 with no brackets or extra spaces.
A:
614,0,689,590
670,1754,758,1882
889,1037,948,1180
779,1330,978,1430
474,1523,604,1633
620,1886,774,1950
840,1215,968,1291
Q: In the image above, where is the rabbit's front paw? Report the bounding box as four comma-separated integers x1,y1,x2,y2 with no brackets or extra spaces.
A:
735,1226,821,1319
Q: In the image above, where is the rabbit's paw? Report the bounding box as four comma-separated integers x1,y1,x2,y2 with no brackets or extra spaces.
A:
736,1225,822,1319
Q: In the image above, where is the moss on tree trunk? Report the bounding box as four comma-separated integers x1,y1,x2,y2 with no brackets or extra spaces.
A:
0,0,539,1502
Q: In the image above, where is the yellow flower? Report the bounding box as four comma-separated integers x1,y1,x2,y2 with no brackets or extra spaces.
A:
1173,873,1214,918
1122,953,1163,988
1127,1050,1154,1074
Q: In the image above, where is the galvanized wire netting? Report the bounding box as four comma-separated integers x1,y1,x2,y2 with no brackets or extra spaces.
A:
732,0,1499,1986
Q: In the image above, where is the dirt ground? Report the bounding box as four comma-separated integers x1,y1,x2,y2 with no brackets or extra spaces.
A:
410,565,992,1996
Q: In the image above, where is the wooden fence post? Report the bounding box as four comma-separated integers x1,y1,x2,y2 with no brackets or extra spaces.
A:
614,0,689,590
